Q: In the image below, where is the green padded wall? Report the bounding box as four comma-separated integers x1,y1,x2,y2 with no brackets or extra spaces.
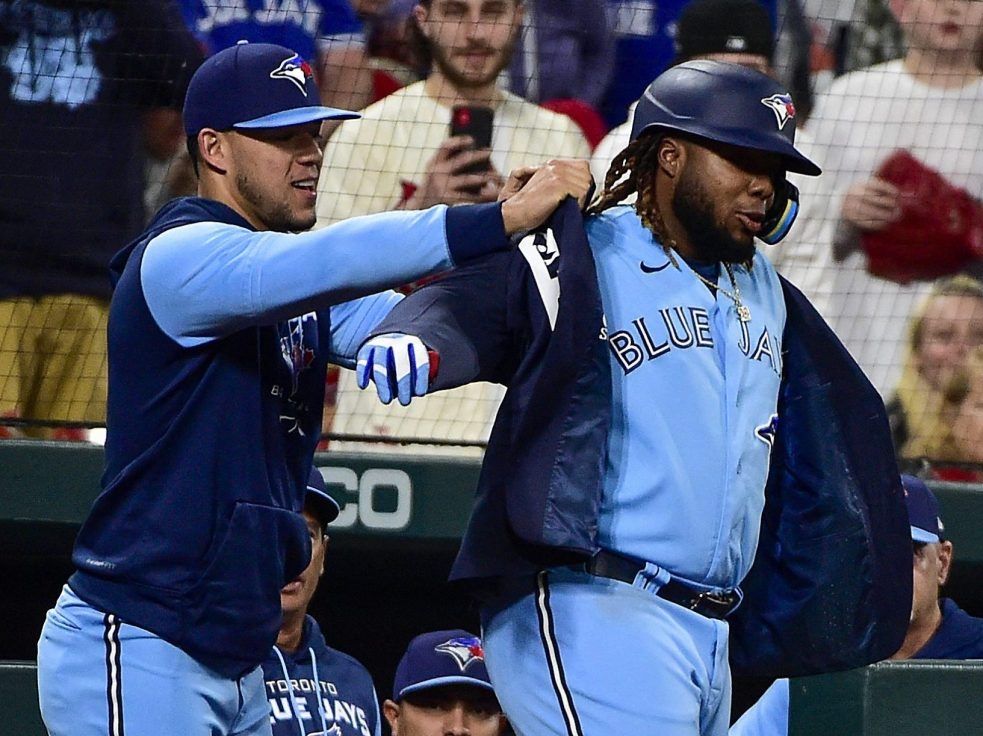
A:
790,661,983,736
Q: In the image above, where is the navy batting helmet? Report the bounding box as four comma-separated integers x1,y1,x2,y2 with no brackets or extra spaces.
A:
629,60,820,177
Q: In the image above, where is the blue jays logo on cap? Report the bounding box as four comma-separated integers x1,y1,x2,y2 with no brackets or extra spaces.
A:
435,636,485,671
182,42,359,136
761,93,796,131
270,53,314,97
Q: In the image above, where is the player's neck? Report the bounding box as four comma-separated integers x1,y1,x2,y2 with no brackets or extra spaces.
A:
891,603,943,660
276,611,306,654
903,47,980,89
425,72,502,110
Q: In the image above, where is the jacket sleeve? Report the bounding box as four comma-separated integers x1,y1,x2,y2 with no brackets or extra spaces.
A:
368,250,534,390
140,203,508,347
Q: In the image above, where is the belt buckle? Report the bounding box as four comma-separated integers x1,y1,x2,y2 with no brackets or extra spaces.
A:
689,590,736,617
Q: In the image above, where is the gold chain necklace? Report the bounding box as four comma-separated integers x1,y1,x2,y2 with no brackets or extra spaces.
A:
665,250,752,323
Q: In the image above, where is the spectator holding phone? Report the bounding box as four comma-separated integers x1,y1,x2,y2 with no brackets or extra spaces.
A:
316,0,590,454
315,0,590,222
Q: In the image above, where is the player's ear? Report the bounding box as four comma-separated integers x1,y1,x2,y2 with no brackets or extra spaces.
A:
318,534,329,577
937,540,954,586
383,700,401,733
198,129,229,174
657,136,684,179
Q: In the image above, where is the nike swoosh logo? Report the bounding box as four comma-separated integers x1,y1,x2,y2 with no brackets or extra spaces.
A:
639,260,670,273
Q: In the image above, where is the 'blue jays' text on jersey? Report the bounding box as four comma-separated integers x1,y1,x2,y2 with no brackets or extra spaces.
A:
588,206,785,590
69,196,507,678
263,616,381,736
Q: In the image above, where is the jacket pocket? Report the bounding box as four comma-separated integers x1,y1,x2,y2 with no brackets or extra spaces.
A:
180,502,310,668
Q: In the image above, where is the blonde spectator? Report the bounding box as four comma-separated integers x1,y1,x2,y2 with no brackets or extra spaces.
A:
889,276,983,464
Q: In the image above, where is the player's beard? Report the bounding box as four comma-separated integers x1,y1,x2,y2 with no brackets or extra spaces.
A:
236,171,315,233
428,34,518,90
672,167,756,264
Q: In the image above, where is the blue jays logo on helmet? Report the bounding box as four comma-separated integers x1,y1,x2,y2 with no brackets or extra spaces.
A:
760,93,796,131
435,636,485,671
270,53,314,97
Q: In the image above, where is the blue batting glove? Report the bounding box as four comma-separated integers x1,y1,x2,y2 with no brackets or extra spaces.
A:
356,333,432,406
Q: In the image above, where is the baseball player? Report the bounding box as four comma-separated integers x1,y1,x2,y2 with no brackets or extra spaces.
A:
384,629,507,736
354,61,911,735
35,41,590,736
730,474,983,736
264,469,381,736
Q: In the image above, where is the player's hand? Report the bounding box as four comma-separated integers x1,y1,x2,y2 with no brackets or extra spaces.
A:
405,136,502,209
841,176,901,232
500,159,592,234
356,333,437,406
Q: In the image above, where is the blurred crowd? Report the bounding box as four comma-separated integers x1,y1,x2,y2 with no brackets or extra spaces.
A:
0,0,980,479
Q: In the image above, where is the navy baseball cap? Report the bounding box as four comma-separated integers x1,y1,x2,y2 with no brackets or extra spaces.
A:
183,42,360,136
902,475,945,544
392,630,495,701
306,468,341,528
629,60,821,177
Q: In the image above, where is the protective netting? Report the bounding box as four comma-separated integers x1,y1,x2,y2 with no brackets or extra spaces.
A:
1,1,980,479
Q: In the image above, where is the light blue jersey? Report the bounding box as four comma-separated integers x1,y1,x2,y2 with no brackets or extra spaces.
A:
588,206,786,590
729,679,789,736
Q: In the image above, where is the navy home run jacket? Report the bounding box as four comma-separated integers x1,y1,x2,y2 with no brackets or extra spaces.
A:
69,195,508,678
368,199,912,678
263,616,381,736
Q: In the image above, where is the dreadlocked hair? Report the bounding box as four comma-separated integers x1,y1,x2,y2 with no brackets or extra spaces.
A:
586,130,673,248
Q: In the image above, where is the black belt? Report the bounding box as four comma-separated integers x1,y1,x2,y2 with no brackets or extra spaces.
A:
582,550,740,620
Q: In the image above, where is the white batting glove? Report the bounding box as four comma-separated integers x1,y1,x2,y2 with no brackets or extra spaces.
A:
356,333,436,406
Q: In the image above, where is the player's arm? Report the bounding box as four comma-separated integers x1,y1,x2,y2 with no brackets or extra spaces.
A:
141,204,479,346
143,160,589,346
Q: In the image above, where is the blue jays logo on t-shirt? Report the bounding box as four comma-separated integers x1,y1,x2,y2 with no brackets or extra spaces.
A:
270,53,314,96
435,636,485,671
761,93,796,130
278,312,318,395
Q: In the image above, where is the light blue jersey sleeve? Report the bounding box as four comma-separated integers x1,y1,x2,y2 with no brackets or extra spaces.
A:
141,204,499,347
327,291,403,369
729,678,789,736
